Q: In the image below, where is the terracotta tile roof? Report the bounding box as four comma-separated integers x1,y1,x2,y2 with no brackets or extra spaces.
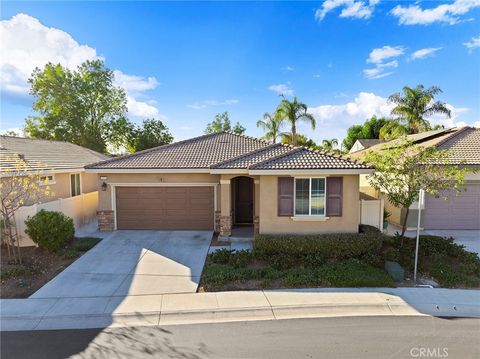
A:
210,143,294,169
86,132,270,169
0,136,108,172
435,127,480,165
250,148,372,170
87,131,370,171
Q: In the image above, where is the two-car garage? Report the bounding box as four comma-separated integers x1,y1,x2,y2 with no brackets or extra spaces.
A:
424,184,480,230
115,186,215,230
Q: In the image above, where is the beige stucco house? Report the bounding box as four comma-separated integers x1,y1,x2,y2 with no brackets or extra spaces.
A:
85,132,373,236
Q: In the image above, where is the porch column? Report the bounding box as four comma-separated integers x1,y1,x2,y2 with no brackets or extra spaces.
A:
254,179,260,235
219,179,232,237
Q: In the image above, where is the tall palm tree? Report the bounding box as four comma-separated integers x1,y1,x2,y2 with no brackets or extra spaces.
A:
274,97,316,146
256,112,282,143
388,85,451,134
321,138,338,151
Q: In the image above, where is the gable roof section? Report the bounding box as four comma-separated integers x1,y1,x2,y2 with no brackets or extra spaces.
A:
0,136,108,172
210,143,294,169
86,132,270,169
357,139,383,148
250,148,371,170
86,131,371,172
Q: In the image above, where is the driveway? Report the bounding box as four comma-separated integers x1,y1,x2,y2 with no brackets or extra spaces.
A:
30,230,212,298
387,225,480,255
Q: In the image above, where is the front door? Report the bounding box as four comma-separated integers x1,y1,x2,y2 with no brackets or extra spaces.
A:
234,177,254,224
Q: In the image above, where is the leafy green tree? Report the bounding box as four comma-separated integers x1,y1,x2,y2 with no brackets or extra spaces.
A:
365,140,468,237
321,138,338,151
343,116,390,151
275,97,316,146
126,118,174,153
388,85,451,134
256,112,282,143
281,133,320,149
25,60,130,154
379,119,408,140
204,112,246,134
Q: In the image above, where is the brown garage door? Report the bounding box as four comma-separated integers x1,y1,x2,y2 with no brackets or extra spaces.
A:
116,186,214,230
424,184,480,230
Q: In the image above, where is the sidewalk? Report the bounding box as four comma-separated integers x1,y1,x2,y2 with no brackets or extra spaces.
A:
1,288,479,331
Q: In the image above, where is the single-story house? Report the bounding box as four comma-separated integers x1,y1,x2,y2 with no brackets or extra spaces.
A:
85,131,373,236
0,136,108,203
349,139,384,154
0,136,108,245
352,127,480,230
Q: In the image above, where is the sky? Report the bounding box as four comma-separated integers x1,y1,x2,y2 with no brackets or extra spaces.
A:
1,1,480,146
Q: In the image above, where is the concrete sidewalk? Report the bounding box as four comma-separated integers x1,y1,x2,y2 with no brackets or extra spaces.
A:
1,288,479,331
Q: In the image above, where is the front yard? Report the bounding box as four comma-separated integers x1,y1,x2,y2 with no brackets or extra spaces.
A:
200,226,480,291
1,237,101,298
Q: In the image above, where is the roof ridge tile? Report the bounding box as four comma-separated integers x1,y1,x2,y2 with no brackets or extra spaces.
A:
210,143,280,169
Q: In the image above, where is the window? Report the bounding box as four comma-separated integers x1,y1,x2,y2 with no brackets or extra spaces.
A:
70,173,81,197
39,175,55,185
294,178,326,216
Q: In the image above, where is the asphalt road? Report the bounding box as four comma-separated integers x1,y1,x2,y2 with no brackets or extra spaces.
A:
2,316,480,359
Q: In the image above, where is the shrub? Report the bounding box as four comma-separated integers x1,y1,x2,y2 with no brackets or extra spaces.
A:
72,237,101,252
254,233,383,269
0,265,31,280
384,248,400,262
208,249,253,268
201,264,278,290
25,210,74,252
359,224,381,235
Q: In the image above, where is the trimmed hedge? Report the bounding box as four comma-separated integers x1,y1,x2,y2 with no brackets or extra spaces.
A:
25,210,74,253
254,233,384,269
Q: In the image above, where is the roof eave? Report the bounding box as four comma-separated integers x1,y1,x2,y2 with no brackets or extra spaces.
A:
248,168,374,175
84,168,211,174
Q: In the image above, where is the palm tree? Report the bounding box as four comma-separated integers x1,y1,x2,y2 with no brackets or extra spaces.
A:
388,85,451,134
256,112,282,143
274,97,316,146
321,138,338,151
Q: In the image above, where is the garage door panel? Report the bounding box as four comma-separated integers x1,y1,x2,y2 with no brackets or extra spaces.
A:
116,186,214,230
424,184,480,230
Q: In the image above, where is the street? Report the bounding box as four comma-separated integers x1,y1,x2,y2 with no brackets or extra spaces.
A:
2,316,479,359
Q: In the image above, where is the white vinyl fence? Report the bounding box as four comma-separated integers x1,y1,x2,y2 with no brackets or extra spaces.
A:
15,191,99,247
360,198,384,230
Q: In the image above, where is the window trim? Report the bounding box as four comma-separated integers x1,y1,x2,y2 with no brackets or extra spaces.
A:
39,174,56,186
293,177,327,217
70,173,82,197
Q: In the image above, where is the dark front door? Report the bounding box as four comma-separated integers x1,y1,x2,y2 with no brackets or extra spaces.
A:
234,177,254,224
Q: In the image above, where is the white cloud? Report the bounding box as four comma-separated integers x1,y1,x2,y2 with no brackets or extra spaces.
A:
282,66,294,71
464,35,480,51
391,0,480,26
313,74,321,78
410,47,442,60
268,84,294,96
0,13,163,120
315,0,378,22
1,127,24,136
429,105,471,128
364,46,404,79
187,99,240,110
367,46,405,64
113,70,159,95
0,13,98,97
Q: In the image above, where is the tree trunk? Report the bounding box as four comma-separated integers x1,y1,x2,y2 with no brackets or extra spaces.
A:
401,207,410,239
292,124,297,146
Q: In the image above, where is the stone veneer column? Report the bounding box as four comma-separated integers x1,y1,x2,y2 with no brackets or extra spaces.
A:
253,216,260,235
97,210,114,231
219,178,232,237
214,210,221,233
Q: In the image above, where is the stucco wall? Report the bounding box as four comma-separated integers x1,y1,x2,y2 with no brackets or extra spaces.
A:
97,173,221,211
258,175,361,234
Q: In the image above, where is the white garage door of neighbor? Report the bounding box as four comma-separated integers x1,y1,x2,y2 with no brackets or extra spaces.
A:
424,184,480,230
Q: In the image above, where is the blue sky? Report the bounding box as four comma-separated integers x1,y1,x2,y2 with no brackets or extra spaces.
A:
1,1,479,145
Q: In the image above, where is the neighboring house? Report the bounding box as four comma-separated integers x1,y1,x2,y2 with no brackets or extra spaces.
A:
349,139,384,154
0,136,108,245
352,127,480,230
85,131,373,236
0,136,108,203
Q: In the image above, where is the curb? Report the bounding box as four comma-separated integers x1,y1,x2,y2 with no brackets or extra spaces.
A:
3,301,479,332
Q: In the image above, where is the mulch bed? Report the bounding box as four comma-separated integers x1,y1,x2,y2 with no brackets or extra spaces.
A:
1,238,100,298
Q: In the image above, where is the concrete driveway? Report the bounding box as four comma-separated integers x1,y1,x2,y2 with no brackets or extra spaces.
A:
30,230,212,298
